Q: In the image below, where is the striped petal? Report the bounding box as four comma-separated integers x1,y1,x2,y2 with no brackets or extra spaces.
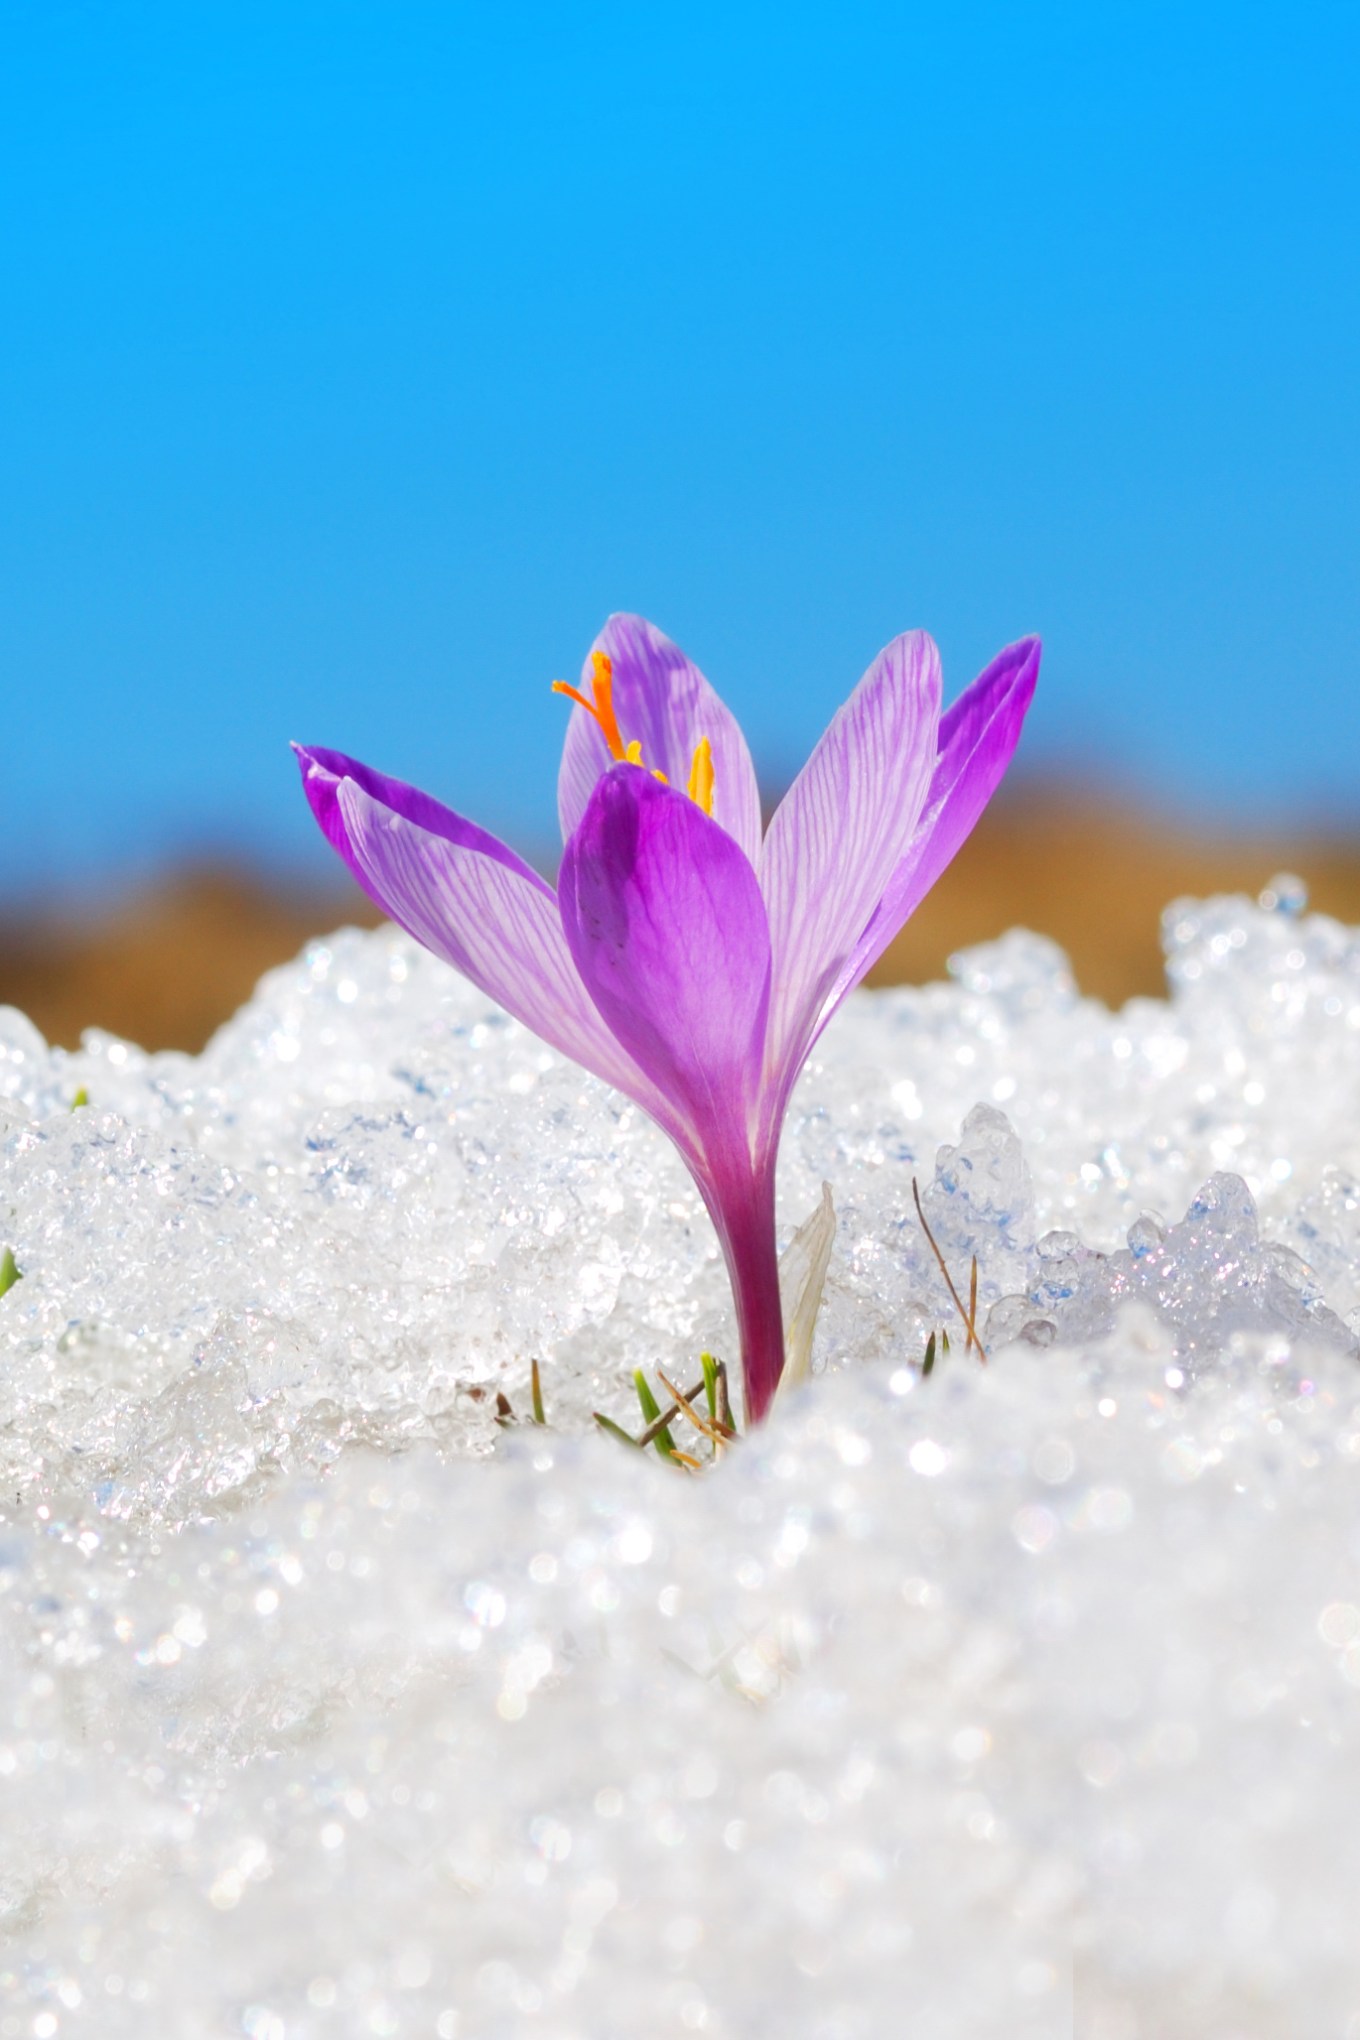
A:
815,635,1042,1027
557,614,763,864
757,630,942,1112
330,771,681,1133
294,743,536,900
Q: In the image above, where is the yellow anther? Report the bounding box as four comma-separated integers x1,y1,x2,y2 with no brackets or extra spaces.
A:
626,738,668,782
687,735,714,816
551,650,626,761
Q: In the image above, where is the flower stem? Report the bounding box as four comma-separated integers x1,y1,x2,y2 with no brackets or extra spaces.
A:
713,1161,784,1425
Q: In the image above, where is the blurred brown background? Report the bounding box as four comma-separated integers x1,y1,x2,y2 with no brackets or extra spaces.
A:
4,786,1358,1053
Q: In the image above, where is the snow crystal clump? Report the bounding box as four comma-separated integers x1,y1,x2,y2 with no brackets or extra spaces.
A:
3,882,1360,2035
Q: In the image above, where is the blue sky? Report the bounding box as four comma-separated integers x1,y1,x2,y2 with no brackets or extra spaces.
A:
2,3,1357,896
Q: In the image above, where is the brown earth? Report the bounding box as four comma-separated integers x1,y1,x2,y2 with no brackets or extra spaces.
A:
2,788,1357,1053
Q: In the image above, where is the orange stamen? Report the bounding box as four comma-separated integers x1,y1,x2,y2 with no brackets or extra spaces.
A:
551,650,626,761
551,662,715,813
687,735,714,815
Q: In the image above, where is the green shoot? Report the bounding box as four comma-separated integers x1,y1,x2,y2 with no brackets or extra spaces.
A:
633,1368,678,1458
0,1247,19,1299
70,1087,89,1111
922,1330,937,1378
593,1411,642,1448
530,1357,546,1425
715,1359,733,1435
592,1363,734,1468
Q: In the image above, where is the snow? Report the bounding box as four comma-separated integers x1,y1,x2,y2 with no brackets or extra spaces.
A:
3,880,1360,2036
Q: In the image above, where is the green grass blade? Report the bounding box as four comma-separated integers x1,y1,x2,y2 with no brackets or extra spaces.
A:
701,1351,719,1421
593,1411,642,1449
633,1368,677,1458
0,1247,20,1299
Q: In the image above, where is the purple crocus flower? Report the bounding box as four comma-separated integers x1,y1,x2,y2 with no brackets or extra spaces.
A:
295,615,1039,1423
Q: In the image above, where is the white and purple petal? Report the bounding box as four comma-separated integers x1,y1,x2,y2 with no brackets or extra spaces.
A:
294,744,537,901
756,629,942,1121
331,773,683,1137
556,614,763,863
815,634,1042,1028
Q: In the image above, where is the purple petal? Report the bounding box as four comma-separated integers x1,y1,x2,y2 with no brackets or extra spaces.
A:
294,743,542,904
329,771,680,1130
757,630,942,1106
557,614,763,863
559,765,772,1162
815,635,1041,1022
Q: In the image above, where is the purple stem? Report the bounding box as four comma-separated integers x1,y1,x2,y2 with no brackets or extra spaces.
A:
704,1155,784,1425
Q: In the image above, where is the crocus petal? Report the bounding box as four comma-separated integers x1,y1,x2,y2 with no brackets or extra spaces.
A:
332,774,683,1135
814,635,1042,1026
757,630,942,1104
294,744,538,902
557,614,763,864
558,765,772,1162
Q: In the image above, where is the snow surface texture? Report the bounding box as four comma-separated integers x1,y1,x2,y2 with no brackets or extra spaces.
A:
3,881,1360,2037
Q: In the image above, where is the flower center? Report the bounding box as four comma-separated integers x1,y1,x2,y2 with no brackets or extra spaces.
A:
553,652,714,816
